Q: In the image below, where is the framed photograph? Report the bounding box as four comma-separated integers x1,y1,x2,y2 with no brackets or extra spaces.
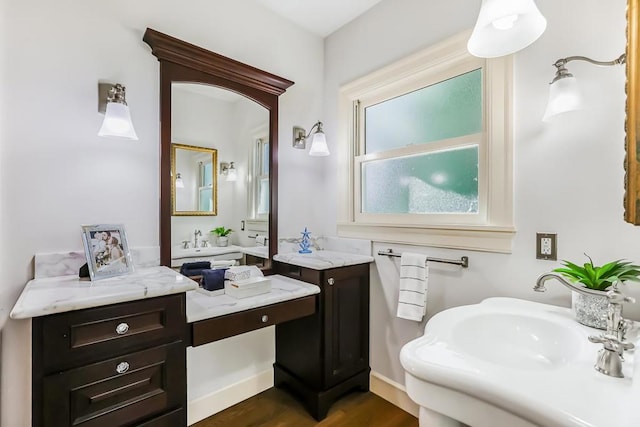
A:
81,224,134,280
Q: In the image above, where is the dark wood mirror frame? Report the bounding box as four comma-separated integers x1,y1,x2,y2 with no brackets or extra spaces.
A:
625,0,639,224
143,28,294,269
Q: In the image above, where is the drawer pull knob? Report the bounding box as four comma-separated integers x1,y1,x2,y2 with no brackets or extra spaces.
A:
328,278,335,286
115,323,129,335
261,315,269,323
116,362,130,374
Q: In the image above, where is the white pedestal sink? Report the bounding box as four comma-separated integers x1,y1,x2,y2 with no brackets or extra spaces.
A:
400,297,640,427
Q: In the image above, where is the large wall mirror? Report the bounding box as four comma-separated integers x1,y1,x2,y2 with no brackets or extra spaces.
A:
144,28,293,270
625,0,639,224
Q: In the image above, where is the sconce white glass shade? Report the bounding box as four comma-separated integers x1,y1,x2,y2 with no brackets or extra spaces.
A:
467,0,547,58
175,173,184,188
309,131,330,157
98,102,139,140
542,76,583,121
226,165,237,182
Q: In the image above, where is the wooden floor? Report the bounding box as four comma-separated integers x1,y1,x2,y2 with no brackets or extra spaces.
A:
194,388,419,427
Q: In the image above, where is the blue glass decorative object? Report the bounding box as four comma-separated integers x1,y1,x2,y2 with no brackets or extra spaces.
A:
299,227,312,254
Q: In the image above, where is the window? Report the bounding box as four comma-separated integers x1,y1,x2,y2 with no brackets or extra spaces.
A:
198,160,214,211
337,32,515,253
249,137,269,220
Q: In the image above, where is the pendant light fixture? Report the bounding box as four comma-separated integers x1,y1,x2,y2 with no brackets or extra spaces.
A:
467,0,547,58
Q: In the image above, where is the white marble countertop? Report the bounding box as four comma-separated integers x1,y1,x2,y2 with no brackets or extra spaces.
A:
10,266,199,319
240,246,268,259
273,250,374,270
187,274,320,323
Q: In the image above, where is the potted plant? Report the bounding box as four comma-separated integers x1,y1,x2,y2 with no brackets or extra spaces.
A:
553,254,640,329
211,226,233,247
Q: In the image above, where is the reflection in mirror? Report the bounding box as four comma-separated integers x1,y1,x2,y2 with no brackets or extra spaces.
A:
170,83,270,266
171,143,218,215
143,27,294,269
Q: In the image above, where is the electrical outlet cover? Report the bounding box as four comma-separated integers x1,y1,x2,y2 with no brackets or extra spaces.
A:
536,233,557,260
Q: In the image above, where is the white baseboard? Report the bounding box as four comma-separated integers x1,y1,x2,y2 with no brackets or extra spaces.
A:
187,369,274,425
370,371,419,418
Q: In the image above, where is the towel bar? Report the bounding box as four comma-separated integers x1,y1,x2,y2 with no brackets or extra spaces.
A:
377,249,469,268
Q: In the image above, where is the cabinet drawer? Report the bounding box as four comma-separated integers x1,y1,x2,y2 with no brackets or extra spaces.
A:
136,408,185,426
42,342,185,427
38,294,185,372
192,295,316,346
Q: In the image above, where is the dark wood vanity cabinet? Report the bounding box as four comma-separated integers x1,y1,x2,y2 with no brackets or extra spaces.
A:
32,294,188,427
273,262,371,420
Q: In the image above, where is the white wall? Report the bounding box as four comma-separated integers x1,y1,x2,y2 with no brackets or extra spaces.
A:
0,0,324,425
324,0,636,385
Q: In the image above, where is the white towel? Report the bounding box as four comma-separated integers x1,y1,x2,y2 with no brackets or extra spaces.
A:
397,252,429,322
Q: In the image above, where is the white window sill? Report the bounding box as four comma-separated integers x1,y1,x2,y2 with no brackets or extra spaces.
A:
336,222,515,253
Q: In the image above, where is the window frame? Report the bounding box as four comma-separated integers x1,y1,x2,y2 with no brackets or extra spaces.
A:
248,135,270,221
336,31,515,253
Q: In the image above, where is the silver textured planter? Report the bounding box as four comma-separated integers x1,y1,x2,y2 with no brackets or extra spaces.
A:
217,236,229,247
572,291,608,329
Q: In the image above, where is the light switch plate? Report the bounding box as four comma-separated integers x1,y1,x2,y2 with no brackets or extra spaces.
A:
536,233,557,260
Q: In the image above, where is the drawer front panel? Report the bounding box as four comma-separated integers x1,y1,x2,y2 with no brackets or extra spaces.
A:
192,295,316,346
40,294,185,372
136,408,185,427
42,342,185,427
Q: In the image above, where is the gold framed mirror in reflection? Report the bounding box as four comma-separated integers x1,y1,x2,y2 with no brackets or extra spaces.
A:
171,143,218,216
625,0,639,224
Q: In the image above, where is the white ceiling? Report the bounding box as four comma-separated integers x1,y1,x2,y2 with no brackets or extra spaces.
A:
253,0,384,37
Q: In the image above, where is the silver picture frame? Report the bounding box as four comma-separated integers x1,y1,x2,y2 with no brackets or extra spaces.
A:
81,224,134,280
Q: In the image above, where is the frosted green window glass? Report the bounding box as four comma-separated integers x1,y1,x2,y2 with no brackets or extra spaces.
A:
362,146,479,214
199,188,213,211
365,69,482,154
261,142,270,175
258,178,269,215
200,161,213,187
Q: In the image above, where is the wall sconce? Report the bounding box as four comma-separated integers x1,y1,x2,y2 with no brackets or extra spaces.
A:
543,53,626,121
292,121,330,156
220,162,237,182
98,83,138,140
175,173,184,188
467,0,547,58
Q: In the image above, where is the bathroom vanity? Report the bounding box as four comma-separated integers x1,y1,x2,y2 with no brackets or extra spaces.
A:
273,250,374,420
12,267,198,426
12,259,321,427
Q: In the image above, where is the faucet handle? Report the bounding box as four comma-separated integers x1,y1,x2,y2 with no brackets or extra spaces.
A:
589,334,635,354
606,283,635,304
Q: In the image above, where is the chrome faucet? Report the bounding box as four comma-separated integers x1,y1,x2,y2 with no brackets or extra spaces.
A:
588,285,636,378
604,284,636,341
534,273,606,297
534,274,636,378
194,229,202,248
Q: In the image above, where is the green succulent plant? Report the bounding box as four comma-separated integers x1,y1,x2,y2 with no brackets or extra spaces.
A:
553,254,640,291
211,226,233,237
